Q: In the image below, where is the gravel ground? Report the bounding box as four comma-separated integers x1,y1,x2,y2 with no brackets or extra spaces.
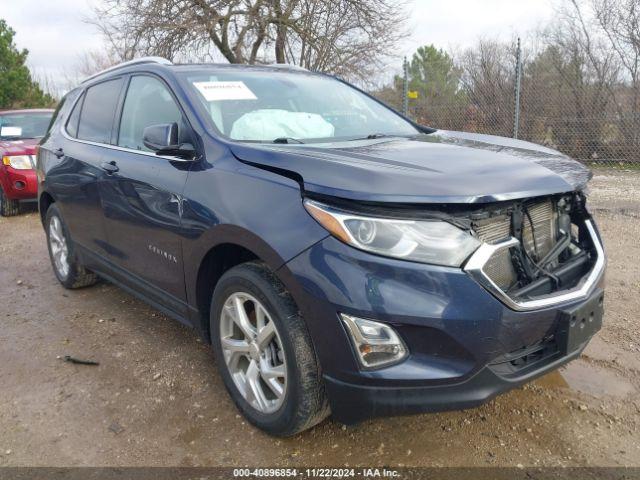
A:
0,169,639,467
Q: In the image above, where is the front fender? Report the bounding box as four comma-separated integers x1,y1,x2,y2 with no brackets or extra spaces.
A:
180,157,329,312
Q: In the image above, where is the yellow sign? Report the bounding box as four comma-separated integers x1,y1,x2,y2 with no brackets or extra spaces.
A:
408,90,419,99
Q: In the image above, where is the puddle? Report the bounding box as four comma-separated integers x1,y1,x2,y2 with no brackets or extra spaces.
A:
536,360,637,399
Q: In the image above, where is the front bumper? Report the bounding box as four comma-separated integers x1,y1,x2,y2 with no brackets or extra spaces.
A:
0,166,37,200
325,341,586,424
281,235,605,424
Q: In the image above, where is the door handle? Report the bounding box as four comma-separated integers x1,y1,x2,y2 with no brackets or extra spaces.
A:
100,161,119,174
54,148,64,159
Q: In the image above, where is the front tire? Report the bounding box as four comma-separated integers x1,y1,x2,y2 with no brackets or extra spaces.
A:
210,261,329,436
45,204,98,289
0,188,19,217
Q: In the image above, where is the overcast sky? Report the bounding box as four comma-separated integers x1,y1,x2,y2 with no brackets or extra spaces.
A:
2,0,556,88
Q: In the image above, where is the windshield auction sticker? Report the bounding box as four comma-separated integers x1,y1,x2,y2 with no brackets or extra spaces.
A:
193,81,257,101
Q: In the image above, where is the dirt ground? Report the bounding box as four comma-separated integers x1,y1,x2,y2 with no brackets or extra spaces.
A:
0,169,639,468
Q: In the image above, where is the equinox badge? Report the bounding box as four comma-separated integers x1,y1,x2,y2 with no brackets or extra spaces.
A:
148,244,178,264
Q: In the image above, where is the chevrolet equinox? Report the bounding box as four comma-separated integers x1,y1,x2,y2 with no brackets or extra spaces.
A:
37,57,606,436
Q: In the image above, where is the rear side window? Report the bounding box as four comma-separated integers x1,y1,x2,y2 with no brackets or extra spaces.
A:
65,93,84,138
118,75,185,151
77,78,123,144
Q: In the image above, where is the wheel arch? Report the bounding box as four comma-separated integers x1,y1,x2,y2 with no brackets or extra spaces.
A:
38,191,56,226
191,225,300,343
195,242,259,341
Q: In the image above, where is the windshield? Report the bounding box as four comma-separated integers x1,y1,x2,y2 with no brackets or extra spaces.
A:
0,112,53,141
179,69,419,143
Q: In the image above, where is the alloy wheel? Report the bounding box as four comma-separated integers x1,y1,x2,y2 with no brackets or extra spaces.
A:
219,292,287,414
49,216,70,279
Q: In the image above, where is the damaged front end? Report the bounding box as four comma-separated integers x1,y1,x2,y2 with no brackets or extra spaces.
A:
465,191,605,310
305,190,605,312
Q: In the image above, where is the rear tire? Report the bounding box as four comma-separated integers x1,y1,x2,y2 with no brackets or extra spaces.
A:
0,188,19,217
45,204,98,289
210,261,329,436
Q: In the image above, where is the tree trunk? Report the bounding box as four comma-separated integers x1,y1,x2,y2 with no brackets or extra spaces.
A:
275,22,286,63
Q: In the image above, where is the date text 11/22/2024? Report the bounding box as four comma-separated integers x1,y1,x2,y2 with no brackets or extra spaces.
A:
233,468,400,478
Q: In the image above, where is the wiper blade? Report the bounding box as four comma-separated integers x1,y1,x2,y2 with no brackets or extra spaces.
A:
365,133,391,139
349,133,404,141
272,137,304,144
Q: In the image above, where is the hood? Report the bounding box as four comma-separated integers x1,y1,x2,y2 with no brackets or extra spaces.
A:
0,138,39,156
229,130,592,204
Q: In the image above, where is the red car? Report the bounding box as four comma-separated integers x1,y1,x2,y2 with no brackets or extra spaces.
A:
0,109,54,216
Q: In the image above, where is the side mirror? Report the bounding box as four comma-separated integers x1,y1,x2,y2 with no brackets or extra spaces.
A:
142,122,196,160
143,123,179,151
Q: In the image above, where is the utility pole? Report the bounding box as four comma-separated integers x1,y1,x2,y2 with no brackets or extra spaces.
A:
402,56,409,116
513,37,523,139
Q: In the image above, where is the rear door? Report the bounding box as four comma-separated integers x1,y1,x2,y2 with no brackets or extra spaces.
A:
98,74,192,313
41,78,124,258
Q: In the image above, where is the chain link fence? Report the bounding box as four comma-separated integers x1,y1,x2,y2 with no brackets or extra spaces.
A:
376,48,640,168
407,101,640,168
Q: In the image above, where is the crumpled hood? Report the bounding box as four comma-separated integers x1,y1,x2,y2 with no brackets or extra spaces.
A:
229,130,592,204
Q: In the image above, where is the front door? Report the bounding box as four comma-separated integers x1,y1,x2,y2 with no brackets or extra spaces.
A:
98,74,193,315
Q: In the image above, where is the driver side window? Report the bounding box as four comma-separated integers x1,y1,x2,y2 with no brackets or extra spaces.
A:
118,76,184,151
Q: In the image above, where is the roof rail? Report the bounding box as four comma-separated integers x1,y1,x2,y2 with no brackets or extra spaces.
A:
82,57,173,84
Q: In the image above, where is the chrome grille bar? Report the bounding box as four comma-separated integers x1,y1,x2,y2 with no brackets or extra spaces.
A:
465,220,605,311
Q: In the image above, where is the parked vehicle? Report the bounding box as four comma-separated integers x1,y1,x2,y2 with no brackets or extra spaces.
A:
37,58,606,436
0,109,54,216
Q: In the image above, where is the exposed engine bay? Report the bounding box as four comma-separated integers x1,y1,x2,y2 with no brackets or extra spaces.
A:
308,190,602,305
468,191,598,301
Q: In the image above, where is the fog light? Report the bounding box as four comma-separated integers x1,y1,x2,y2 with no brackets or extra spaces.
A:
340,314,408,368
14,181,25,190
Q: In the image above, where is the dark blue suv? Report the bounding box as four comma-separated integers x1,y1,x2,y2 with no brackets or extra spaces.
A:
37,57,606,436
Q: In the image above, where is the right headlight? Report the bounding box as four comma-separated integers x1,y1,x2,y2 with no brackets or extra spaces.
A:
304,199,480,267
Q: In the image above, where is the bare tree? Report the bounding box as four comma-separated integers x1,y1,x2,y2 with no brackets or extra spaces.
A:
74,50,124,78
282,0,408,81
87,0,408,82
89,0,261,63
370,0,639,164
590,0,640,149
457,39,517,136
591,0,640,108
550,0,638,158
